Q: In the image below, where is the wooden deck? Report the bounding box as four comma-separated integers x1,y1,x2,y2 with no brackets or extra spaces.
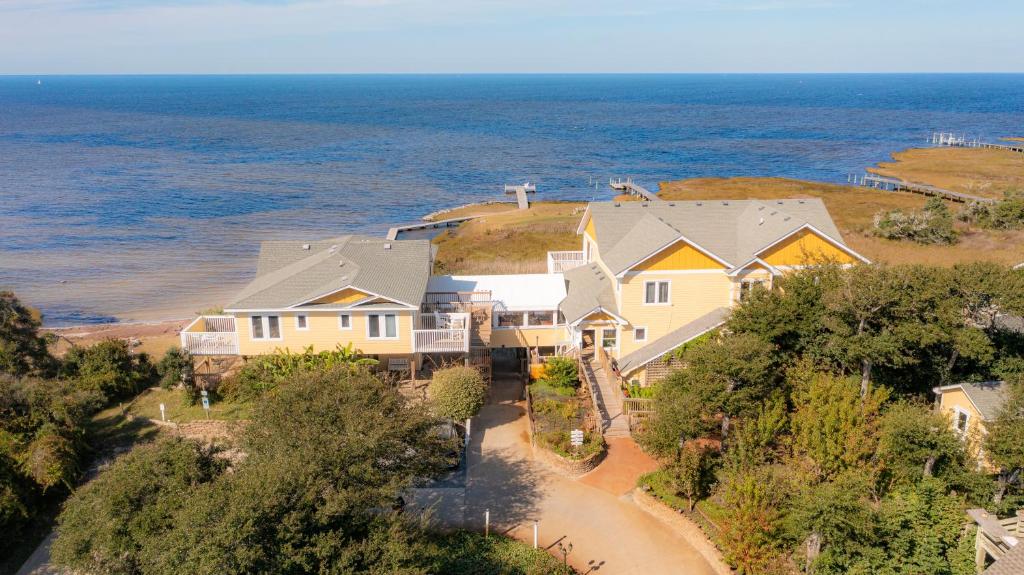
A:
856,174,995,204
609,178,662,202
933,132,1024,154
504,183,535,210
386,215,476,241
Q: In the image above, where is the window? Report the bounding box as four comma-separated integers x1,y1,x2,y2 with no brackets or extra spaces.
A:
739,279,770,302
250,315,281,340
338,313,351,330
634,327,647,342
296,315,308,330
527,311,555,327
644,280,670,304
368,314,398,339
954,408,970,435
496,312,524,327
602,328,617,349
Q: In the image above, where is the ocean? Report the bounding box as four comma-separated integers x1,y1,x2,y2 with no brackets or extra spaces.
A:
1,74,1023,325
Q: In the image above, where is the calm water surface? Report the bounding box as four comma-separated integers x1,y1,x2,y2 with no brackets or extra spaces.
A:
1,74,1023,324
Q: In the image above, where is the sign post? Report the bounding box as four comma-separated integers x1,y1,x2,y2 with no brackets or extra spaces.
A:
159,403,166,422
570,429,584,455
200,390,210,419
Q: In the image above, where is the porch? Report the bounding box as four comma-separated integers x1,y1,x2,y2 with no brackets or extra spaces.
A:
413,312,471,354
180,315,239,355
547,250,585,274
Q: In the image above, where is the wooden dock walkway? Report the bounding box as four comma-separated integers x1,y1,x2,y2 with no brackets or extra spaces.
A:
854,173,995,204
386,216,476,241
609,178,662,202
932,132,1024,154
504,183,535,210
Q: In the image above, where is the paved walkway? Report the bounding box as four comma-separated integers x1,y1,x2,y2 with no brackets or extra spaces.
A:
465,373,716,575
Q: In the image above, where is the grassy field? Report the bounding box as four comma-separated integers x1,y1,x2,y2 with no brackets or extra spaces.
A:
659,176,1024,267
868,146,1024,200
126,387,252,423
432,201,585,274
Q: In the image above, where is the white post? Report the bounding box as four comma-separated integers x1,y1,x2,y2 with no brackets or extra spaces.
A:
533,520,539,549
465,418,471,447
159,403,166,422
485,509,490,538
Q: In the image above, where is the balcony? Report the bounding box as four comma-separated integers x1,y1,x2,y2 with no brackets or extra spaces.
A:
547,251,586,274
414,312,470,354
180,316,239,355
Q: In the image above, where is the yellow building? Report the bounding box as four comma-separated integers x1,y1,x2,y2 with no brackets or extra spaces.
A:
933,381,1008,470
181,198,866,382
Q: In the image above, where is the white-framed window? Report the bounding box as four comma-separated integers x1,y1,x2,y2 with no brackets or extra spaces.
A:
496,312,525,328
526,311,556,327
738,278,770,302
601,328,617,349
634,327,647,342
953,407,970,436
338,313,352,330
644,280,670,305
367,313,398,339
250,315,282,340
295,315,308,330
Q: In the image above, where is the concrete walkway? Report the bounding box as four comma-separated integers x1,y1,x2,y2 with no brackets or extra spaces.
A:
465,373,716,575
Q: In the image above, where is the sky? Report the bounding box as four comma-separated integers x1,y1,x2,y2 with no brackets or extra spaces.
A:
0,0,1021,74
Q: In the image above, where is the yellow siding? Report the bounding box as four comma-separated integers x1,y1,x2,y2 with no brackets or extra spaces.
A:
235,311,413,356
617,272,733,357
633,240,726,272
584,218,597,242
309,287,371,305
490,327,568,348
582,311,617,323
937,389,994,471
760,229,857,267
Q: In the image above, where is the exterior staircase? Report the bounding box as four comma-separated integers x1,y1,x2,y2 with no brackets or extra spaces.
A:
584,356,630,438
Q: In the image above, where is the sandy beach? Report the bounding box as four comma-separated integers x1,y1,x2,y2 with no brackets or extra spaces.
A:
44,319,190,359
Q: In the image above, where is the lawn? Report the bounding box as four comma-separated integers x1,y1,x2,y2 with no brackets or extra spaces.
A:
658,175,1024,267
869,146,1024,200
432,201,586,274
126,387,252,423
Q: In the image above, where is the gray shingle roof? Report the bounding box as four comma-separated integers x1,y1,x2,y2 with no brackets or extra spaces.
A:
559,263,619,325
617,307,730,374
585,199,849,276
226,235,431,310
955,381,1009,421
985,541,1024,575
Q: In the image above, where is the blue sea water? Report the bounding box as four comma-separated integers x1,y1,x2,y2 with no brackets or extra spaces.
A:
1,74,1023,325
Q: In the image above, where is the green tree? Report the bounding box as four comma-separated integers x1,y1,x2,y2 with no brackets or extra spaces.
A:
60,339,156,401
639,369,719,459
0,291,55,378
667,443,719,511
790,371,888,480
876,401,972,490
877,478,968,575
784,472,876,574
717,465,789,575
428,366,487,422
983,378,1024,504
155,346,192,390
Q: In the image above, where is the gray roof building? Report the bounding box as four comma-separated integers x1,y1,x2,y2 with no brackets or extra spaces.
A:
933,381,1008,421
560,263,621,326
226,235,432,310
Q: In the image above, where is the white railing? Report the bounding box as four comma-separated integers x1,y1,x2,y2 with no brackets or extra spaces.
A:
180,316,239,355
413,312,470,353
547,250,586,274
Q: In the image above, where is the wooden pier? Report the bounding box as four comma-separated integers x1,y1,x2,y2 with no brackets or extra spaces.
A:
386,216,476,241
609,178,662,202
853,173,994,204
932,132,1024,154
504,183,536,210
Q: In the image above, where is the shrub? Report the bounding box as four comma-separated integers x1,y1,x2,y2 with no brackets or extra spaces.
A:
427,530,573,574
542,356,578,388
0,291,56,378
429,366,487,421
156,347,192,390
60,339,156,401
959,191,1024,230
873,198,958,245
220,344,376,401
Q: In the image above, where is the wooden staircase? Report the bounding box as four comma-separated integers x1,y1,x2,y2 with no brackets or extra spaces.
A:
584,356,630,438
469,304,492,348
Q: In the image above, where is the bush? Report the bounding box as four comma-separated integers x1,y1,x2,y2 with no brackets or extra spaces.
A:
219,344,376,401
542,356,579,389
156,347,192,390
959,191,1024,230
0,291,56,378
427,530,573,574
536,429,603,460
429,366,487,421
873,198,958,245
60,339,156,401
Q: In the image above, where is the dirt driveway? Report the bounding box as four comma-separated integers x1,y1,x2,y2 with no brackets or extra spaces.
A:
462,373,717,575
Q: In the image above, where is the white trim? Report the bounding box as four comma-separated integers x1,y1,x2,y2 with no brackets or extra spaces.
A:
633,326,648,342
642,280,671,306
616,235,734,278
727,258,783,277
623,269,728,277
338,313,352,331
288,285,418,309
295,314,309,331
952,406,971,435
575,206,592,236
754,223,871,265
366,313,400,340
568,306,629,327
226,306,413,313
248,314,283,342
